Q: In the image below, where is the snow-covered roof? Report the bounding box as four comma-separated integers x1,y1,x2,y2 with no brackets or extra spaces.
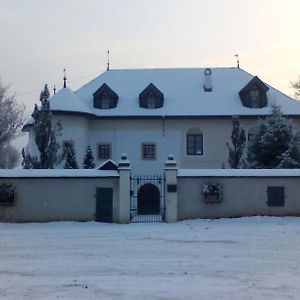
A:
178,169,300,177
49,87,91,115
0,169,119,178
47,67,300,117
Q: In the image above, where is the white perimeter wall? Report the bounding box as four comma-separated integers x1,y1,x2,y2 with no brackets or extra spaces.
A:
177,176,300,220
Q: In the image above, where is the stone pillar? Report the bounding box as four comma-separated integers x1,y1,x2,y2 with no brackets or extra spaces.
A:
164,154,178,223
118,154,131,223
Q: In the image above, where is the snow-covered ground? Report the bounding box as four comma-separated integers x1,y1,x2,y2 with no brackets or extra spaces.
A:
1,217,300,300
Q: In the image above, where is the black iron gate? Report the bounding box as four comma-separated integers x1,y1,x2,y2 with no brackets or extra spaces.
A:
130,174,165,222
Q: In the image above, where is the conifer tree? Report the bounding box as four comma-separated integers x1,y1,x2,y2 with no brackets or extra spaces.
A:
64,143,79,169
226,117,246,168
83,146,95,169
24,84,62,169
247,106,300,168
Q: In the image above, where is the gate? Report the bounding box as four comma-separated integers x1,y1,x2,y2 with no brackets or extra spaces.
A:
130,174,165,222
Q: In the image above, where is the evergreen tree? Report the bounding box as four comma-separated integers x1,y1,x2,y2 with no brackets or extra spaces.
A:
24,84,62,169
83,146,95,169
226,117,246,168
247,106,300,168
64,143,79,169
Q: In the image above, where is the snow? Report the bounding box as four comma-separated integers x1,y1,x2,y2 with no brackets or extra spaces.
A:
73,67,300,117
49,87,91,114
0,169,119,178
178,168,300,177
1,217,300,299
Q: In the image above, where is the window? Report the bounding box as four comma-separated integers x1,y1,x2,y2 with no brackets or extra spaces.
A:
250,87,260,108
93,83,119,109
100,95,110,109
147,96,156,109
267,186,285,207
139,83,164,109
142,143,156,160
98,144,111,160
186,128,203,155
239,76,269,108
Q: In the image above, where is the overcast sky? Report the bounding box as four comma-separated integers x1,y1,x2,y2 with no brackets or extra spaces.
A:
1,0,300,116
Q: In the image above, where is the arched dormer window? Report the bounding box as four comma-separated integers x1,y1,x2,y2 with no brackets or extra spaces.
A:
239,76,269,108
186,128,203,155
93,83,118,109
139,83,164,109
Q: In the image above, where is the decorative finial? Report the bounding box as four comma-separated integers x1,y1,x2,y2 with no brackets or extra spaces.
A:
234,54,240,68
107,50,110,71
53,85,56,95
63,69,67,88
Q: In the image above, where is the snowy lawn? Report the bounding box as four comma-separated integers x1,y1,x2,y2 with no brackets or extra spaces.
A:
1,217,300,300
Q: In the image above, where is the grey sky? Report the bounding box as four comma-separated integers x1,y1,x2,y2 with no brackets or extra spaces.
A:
1,0,300,115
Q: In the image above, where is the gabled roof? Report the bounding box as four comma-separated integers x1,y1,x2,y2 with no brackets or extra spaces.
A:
139,83,164,99
239,76,269,95
47,68,300,117
93,83,119,100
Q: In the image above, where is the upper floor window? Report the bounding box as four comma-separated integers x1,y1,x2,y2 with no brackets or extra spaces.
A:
98,143,111,160
139,83,164,109
93,83,119,110
142,143,156,160
186,128,203,155
239,76,269,109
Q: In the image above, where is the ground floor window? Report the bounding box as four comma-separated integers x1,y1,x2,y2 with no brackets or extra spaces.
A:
98,143,111,160
142,143,156,160
186,131,203,155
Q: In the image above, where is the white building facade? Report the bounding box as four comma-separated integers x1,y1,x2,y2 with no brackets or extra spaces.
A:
24,67,300,174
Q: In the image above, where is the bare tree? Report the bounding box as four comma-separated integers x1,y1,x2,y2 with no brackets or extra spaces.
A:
0,79,25,168
291,77,300,100
0,144,20,169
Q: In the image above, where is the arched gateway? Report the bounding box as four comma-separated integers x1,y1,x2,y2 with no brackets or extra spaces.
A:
137,183,160,214
130,174,165,222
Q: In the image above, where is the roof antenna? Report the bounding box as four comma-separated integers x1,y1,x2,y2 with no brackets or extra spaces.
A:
63,68,67,88
234,54,240,68
53,85,56,95
107,50,110,71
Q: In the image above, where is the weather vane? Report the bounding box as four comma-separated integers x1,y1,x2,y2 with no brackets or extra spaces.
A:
234,54,240,68
107,50,110,71
63,68,67,88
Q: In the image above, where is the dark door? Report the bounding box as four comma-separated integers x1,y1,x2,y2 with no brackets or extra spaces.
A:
96,188,113,222
137,183,160,214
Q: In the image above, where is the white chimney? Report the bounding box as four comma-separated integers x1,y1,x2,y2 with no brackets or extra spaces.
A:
204,68,212,92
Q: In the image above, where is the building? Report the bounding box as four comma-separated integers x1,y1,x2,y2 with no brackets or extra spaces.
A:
24,67,300,174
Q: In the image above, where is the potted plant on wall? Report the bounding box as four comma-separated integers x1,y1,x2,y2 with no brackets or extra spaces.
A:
202,183,222,204
0,183,15,205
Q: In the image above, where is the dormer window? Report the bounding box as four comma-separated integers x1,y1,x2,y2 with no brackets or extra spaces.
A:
139,83,164,109
239,76,269,109
249,86,260,108
147,96,156,109
93,83,118,110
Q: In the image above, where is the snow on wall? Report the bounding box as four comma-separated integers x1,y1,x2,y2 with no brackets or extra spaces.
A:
178,168,300,177
0,169,119,178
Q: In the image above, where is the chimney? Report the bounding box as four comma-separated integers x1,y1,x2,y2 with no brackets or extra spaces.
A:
204,68,212,92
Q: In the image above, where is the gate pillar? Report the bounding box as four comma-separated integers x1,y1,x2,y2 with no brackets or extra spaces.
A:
118,154,131,223
164,154,178,223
